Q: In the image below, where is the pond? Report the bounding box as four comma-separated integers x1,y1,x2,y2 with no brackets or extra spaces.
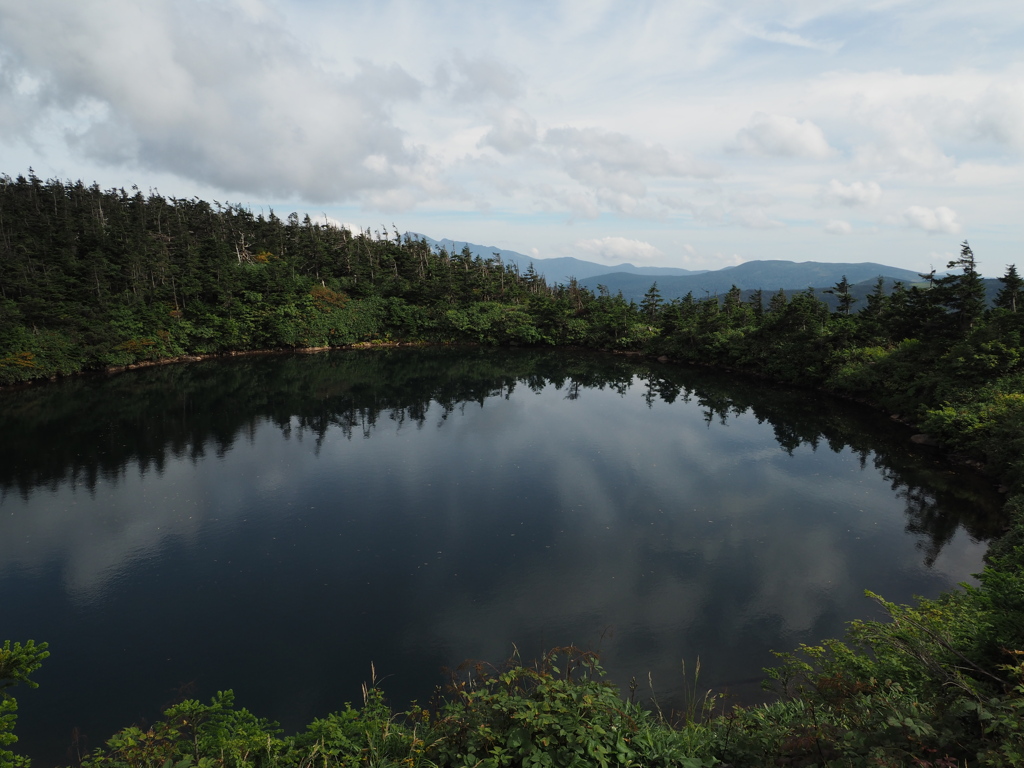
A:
0,347,1004,765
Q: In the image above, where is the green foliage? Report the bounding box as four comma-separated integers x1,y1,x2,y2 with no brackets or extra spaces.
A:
0,174,593,385
0,641,48,768
629,725,719,768
932,240,988,337
0,327,84,385
971,658,1024,768
0,642,48,698
443,302,542,345
428,648,645,768
824,344,892,393
422,648,720,768
281,683,432,768
711,568,1024,767
639,282,664,322
920,373,1024,490
81,691,281,768
62,650,729,768
995,264,1023,314
824,274,857,316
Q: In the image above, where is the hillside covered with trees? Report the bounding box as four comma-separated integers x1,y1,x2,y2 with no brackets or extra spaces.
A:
2,172,1023,766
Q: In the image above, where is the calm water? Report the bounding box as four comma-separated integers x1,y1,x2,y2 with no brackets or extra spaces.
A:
0,348,1003,765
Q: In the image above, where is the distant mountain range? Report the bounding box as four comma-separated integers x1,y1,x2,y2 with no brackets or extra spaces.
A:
408,234,706,282
577,261,931,303
408,233,933,303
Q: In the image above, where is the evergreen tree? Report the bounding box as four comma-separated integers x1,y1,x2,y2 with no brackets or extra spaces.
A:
864,277,888,318
748,288,765,322
995,264,1022,313
856,276,891,344
824,275,857,316
722,285,742,317
933,240,987,335
0,640,48,768
639,282,663,322
767,288,788,315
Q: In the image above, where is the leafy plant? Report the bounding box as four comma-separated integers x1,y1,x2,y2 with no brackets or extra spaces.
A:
81,691,281,768
427,647,644,768
0,640,48,768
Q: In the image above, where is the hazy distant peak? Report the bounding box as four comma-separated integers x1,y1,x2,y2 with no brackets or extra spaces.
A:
406,233,706,282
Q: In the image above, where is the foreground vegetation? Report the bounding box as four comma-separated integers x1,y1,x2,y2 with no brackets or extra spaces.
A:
1,173,1023,765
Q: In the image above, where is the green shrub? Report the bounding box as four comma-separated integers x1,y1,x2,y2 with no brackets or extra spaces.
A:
427,648,644,768
0,640,49,768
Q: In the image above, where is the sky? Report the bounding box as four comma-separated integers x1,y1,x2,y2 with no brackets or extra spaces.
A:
1,1,1022,275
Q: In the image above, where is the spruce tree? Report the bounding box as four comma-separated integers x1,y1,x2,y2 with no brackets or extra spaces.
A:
639,282,663,322
824,274,857,316
995,264,1022,313
934,240,987,335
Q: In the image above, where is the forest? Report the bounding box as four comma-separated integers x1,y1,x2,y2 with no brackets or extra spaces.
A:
1,172,1023,766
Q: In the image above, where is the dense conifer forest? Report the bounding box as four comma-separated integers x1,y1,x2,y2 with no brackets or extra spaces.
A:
2,172,1023,766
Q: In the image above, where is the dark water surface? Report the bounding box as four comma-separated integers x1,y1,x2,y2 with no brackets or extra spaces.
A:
0,348,1003,765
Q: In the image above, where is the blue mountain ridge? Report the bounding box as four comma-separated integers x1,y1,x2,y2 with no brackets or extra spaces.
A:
407,234,706,282
407,233,932,302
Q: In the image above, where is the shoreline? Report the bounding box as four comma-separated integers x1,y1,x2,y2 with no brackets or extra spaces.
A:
0,339,433,392
4,340,1009,507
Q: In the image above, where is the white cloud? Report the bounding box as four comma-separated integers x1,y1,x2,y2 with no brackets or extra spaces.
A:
730,191,776,207
541,186,601,220
881,69,1024,151
734,208,785,229
853,137,955,177
0,0,431,204
960,77,1024,149
824,219,852,235
352,59,424,101
902,205,961,234
822,180,882,207
480,107,538,154
538,126,719,216
814,69,1005,176
697,204,728,223
573,236,665,265
546,126,717,182
732,113,833,159
437,53,525,103
733,19,842,54
365,187,421,214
